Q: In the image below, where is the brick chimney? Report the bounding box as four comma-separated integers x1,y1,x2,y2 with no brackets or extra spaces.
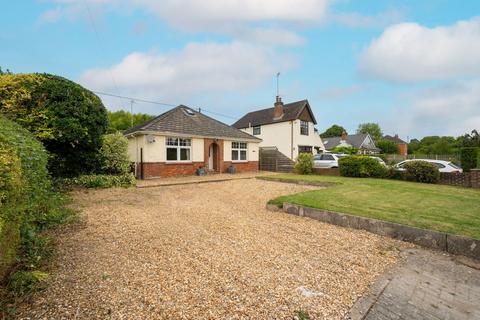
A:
341,130,347,142
273,96,284,119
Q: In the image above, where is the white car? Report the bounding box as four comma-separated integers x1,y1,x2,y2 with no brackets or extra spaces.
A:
313,153,347,168
395,159,463,173
369,156,387,166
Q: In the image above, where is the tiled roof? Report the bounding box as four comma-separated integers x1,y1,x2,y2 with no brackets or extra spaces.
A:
383,135,407,144
323,133,379,150
124,105,260,141
232,99,316,128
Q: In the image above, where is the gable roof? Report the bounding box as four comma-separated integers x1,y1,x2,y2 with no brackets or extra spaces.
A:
323,133,379,150
124,105,260,141
232,99,317,128
383,135,407,144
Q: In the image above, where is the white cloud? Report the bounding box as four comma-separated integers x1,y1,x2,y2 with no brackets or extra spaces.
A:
80,41,295,104
392,80,480,136
330,8,405,29
359,17,480,82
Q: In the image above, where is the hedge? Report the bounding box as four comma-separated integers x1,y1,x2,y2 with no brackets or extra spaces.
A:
59,174,136,189
403,161,440,184
295,153,313,175
460,147,479,172
338,156,387,178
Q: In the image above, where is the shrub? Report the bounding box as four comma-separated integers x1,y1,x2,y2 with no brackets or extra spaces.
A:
339,156,387,178
330,146,358,155
0,73,109,176
295,153,313,175
460,147,479,172
403,161,440,183
377,139,399,154
60,174,136,189
99,132,131,174
8,270,49,296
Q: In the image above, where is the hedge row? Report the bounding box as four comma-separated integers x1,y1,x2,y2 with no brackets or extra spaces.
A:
58,173,136,189
338,156,387,178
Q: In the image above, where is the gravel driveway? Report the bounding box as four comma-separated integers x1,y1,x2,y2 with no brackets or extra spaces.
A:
16,179,404,319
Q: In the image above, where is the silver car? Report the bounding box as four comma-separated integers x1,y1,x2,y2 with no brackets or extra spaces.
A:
313,153,347,168
395,159,463,173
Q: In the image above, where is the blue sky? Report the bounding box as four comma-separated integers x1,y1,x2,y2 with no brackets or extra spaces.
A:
2,0,480,139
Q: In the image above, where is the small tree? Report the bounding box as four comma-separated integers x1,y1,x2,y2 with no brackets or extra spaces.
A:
377,139,398,154
295,153,313,175
320,125,346,138
99,132,131,175
357,123,383,142
460,147,479,172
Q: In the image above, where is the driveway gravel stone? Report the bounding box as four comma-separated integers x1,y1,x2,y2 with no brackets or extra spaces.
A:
15,179,405,319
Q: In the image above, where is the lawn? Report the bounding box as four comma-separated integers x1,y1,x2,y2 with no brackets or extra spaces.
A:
263,174,480,239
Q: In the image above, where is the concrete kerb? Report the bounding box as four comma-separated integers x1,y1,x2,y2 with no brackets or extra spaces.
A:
270,203,480,260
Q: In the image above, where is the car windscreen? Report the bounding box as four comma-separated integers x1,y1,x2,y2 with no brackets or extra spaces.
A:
448,162,461,169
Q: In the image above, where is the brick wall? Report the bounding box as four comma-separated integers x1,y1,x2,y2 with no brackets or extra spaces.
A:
439,170,480,188
223,161,259,173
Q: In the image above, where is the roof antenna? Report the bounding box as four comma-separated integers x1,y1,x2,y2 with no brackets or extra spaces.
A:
130,99,136,128
276,72,281,97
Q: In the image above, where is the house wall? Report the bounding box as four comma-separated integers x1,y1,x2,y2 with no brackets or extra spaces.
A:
127,134,259,178
241,120,324,160
398,143,408,156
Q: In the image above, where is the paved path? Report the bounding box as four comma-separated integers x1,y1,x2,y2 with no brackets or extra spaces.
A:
349,248,480,320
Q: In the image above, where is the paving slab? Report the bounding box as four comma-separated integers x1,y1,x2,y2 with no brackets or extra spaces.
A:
349,248,480,320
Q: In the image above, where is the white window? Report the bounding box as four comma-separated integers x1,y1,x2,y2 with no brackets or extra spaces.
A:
232,142,247,161
166,137,191,162
300,121,309,135
253,125,261,135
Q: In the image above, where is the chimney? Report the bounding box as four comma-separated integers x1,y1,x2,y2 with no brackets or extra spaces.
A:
341,130,347,142
394,134,399,139
273,96,284,119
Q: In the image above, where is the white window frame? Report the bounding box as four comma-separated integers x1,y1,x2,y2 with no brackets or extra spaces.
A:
231,141,248,162
165,137,192,163
252,125,261,135
300,120,309,135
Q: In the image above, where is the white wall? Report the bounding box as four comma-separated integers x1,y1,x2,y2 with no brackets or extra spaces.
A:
127,134,204,163
241,121,324,160
223,140,260,162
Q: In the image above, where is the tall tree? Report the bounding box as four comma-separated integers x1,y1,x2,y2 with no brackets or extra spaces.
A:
108,110,155,132
320,124,346,138
357,123,383,142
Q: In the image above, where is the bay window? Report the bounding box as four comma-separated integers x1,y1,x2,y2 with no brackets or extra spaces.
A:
166,137,191,161
232,142,247,161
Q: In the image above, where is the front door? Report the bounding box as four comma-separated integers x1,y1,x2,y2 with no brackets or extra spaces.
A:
208,145,214,170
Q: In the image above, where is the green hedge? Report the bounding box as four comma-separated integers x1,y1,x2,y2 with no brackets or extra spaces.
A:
295,153,313,175
59,174,136,189
460,147,479,172
404,161,440,183
338,156,387,178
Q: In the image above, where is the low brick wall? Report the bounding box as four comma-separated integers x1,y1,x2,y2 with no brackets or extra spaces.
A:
139,161,258,178
439,170,480,188
312,168,340,176
269,203,480,261
223,161,259,173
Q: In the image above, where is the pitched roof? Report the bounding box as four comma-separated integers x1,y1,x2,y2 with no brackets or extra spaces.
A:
123,105,260,141
383,135,407,144
323,133,379,150
232,99,316,128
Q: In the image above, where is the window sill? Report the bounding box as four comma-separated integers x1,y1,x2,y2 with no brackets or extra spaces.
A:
165,161,193,164
232,160,248,163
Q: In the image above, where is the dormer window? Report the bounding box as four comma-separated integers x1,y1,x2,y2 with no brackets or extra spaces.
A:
300,121,309,135
253,125,261,135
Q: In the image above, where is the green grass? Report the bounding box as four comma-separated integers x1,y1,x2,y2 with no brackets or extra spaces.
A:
263,174,480,239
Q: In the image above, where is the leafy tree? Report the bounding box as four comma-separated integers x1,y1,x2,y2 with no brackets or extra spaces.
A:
108,110,155,132
357,123,383,142
0,67,12,75
331,146,358,154
99,132,131,174
377,139,399,154
320,125,346,138
457,130,480,148
0,73,109,176
414,136,458,155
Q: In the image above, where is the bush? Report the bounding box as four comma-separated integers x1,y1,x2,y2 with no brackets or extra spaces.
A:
99,132,131,174
339,156,387,178
295,153,313,175
60,174,136,189
403,161,440,183
377,139,399,154
330,146,358,155
8,270,49,296
0,73,109,177
460,147,479,172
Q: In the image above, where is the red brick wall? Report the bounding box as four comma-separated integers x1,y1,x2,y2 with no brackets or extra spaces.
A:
398,143,408,156
140,162,205,178
204,139,224,172
223,161,259,173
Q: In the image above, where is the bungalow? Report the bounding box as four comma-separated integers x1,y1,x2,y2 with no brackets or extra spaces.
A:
124,105,261,179
323,131,380,154
232,97,325,160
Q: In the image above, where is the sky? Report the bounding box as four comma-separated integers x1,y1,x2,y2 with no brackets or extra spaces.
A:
1,0,480,140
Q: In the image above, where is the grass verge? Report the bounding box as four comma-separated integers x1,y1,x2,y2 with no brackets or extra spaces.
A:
262,174,480,239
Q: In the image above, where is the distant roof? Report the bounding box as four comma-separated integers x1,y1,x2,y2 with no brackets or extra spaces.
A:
384,135,407,144
124,105,260,141
232,99,317,128
323,133,379,150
